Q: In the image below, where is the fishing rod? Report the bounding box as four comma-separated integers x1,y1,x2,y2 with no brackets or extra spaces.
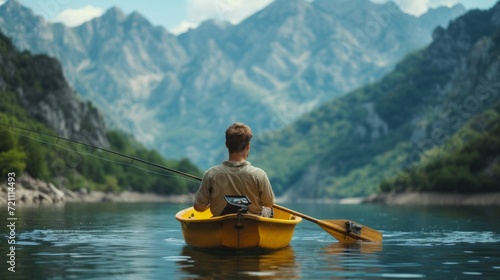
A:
1,123,383,242
0,123,203,182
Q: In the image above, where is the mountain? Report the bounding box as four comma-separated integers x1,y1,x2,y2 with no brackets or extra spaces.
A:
0,30,200,194
0,1,188,141
0,0,466,168
252,2,500,199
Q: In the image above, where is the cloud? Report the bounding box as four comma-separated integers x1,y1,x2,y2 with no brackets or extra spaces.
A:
170,20,199,35
171,0,272,34
394,0,431,15
52,5,104,27
428,0,461,7
371,0,459,16
190,0,273,23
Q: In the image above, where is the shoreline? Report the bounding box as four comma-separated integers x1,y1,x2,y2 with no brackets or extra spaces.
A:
0,174,194,206
2,175,500,206
362,192,500,206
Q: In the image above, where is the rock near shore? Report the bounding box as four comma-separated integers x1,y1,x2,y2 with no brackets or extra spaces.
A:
0,174,194,206
364,192,500,206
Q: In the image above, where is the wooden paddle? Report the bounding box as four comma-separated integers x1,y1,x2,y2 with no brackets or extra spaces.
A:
273,204,382,243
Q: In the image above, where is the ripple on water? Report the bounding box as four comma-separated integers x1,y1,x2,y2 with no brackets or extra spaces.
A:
243,271,277,277
18,229,142,248
463,272,482,276
387,230,500,246
16,241,41,246
164,237,186,246
163,256,191,262
380,273,425,278
32,252,70,256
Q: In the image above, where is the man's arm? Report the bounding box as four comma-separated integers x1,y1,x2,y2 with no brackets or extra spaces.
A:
193,171,211,212
260,172,276,207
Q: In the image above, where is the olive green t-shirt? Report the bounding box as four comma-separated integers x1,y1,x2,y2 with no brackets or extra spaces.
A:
193,161,276,216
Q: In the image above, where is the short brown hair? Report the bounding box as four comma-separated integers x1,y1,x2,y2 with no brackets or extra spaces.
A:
225,123,253,153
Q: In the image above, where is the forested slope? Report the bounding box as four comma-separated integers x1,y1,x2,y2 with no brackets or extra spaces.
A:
0,32,201,194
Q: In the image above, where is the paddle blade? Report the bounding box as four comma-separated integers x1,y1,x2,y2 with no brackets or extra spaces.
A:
318,220,383,243
272,204,382,243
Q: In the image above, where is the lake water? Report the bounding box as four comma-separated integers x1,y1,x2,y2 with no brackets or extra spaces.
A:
1,202,499,279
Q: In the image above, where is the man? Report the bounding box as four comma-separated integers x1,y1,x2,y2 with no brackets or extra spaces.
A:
193,122,275,217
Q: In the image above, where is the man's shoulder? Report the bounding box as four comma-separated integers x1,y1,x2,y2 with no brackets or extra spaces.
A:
245,164,268,177
205,163,225,174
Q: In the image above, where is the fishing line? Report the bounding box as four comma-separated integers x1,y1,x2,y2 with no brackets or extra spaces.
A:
0,123,203,184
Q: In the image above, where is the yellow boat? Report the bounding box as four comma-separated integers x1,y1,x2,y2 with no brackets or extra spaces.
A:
175,206,302,250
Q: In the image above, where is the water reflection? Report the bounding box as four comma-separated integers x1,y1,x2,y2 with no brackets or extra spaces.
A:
320,242,383,254
177,246,299,279
296,242,385,279
176,242,383,279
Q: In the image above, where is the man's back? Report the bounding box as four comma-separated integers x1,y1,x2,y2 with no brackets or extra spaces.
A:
194,161,275,216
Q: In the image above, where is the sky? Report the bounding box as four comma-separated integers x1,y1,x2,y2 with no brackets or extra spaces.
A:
8,0,500,35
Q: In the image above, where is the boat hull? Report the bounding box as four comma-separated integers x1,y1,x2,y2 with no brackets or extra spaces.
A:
175,207,302,250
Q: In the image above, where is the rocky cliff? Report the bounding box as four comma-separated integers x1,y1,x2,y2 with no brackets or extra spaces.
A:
0,173,193,205
0,32,108,147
